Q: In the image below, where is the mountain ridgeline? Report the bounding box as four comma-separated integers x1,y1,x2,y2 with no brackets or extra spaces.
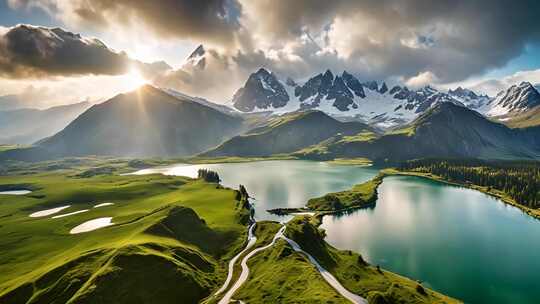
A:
230,67,540,129
38,85,242,157
1,65,540,163
202,111,373,157
296,103,540,161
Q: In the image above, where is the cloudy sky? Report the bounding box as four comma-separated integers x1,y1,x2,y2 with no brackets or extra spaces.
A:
1,0,540,107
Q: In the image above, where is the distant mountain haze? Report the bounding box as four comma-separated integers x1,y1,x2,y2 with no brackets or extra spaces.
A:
38,85,243,157
0,102,91,144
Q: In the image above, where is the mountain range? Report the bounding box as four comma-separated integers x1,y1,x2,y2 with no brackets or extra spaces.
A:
1,49,540,163
201,102,540,161
295,103,540,161
229,68,540,128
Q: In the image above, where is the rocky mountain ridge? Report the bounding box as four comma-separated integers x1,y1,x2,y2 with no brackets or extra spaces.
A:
230,68,494,128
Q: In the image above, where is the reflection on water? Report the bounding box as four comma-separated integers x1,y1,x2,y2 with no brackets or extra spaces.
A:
322,176,540,304
132,160,378,221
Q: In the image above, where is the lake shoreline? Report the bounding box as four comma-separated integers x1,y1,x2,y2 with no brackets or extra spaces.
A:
267,166,540,222
382,168,540,220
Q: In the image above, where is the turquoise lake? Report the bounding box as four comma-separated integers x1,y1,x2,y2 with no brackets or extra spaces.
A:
134,160,540,303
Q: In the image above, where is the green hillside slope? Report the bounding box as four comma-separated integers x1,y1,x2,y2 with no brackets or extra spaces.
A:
203,111,373,157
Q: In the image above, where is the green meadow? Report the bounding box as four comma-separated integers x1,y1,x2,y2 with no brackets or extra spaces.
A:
0,164,249,303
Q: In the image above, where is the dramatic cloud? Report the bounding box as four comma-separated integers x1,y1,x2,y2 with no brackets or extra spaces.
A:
0,24,171,78
8,0,242,47
6,0,540,102
0,24,130,77
239,0,540,83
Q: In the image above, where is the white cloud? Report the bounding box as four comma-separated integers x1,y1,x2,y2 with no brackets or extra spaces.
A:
405,71,439,89
466,69,540,96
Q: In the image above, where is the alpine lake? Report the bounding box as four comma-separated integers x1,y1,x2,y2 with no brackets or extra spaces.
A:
133,160,540,304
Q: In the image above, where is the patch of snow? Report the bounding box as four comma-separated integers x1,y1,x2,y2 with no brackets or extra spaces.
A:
259,76,276,93
29,205,71,218
93,203,114,208
52,209,89,219
70,217,114,234
0,190,31,195
485,99,510,116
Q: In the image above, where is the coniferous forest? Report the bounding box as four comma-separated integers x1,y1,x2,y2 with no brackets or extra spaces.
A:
398,159,540,209
197,169,221,183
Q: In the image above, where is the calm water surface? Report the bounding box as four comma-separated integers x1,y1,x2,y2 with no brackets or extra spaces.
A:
134,160,540,303
133,160,378,221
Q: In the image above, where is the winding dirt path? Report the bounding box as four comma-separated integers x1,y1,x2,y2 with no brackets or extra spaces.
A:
214,223,257,296
217,224,367,304
280,235,368,304
217,226,286,304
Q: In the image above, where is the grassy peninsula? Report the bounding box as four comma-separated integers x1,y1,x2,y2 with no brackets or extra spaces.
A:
233,218,460,303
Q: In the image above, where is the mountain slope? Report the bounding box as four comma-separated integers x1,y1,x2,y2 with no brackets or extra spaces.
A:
202,111,373,157
38,85,243,157
164,88,238,115
480,82,540,127
0,102,91,144
296,103,540,161
502,106,540,128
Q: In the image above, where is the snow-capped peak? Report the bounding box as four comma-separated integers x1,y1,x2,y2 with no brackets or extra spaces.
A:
232,68,289,112
183,44,206,70
484,81,540,116
448,86,490,110
230,68,477,128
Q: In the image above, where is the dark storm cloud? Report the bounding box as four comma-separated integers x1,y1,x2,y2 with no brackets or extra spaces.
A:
9,0,242,47
0,24,170,78
239,0,540,83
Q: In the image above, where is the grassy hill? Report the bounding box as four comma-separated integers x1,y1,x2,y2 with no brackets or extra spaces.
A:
0,165,250,303
296,103,540,161
234,219,459,303
0,158,465,303
202,111,373,157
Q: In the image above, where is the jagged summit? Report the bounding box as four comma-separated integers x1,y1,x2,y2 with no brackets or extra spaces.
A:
230,68,492,128
232,67,289,112
183,44,206,69
189,44,205,58
449,86,478,99
226,66,540,128
485,81,540,116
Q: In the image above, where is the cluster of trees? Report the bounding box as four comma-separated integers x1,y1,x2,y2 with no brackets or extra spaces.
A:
398,158,540,208
197,169,220,183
